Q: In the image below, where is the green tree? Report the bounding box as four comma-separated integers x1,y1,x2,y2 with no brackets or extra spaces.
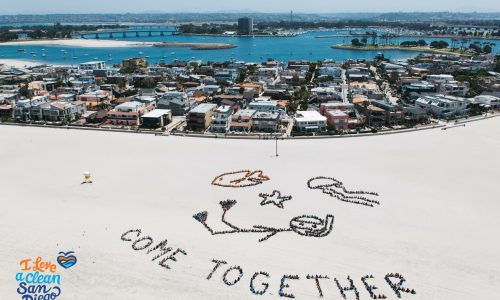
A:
483,45,492,54
19,84,32,99
351,38,362,47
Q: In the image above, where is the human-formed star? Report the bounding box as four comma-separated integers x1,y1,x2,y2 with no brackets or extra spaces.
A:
258,190,292,208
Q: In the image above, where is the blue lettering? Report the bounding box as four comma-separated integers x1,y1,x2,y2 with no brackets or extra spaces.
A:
16,282,27,294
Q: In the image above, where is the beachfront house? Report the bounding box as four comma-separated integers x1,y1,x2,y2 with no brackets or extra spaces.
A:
210,105,233,133
157,92,189,116
324,109,349,130
107,101,154,126
415,95,470,118
293,111,327,133
77,90,112,108
474,95,500,108
186,103,217,131
31,101,87,122
13,96,48,121
229,109,256,132
251,111,281,133
140,109,172,129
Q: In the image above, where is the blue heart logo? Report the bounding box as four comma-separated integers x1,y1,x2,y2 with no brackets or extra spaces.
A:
57,251,77,269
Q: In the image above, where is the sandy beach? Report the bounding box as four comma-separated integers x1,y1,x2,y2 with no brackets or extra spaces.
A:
0,59,46,68
0,118,499,299
0,39,237,50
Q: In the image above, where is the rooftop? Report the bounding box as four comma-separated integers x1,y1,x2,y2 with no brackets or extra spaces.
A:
190,103,216,114
142,109,172,118
234,109,257,118
295,110,327,122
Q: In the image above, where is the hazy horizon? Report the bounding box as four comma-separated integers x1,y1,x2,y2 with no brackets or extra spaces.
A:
1,0,500,15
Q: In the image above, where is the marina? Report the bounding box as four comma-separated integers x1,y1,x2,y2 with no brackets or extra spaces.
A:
0,29,498,65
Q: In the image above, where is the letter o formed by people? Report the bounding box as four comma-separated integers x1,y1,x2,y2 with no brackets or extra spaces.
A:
222,266,244,286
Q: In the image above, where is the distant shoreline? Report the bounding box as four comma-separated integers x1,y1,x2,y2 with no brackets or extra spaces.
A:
331,44,474,56
317,34,500,40
0,39,154,48
179,33,299,38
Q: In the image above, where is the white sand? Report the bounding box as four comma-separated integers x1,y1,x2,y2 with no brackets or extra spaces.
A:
0,59,45,68
0,118,499,299
0,39,154,48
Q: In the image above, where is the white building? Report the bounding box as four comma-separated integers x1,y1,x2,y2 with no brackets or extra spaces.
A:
211,105,233,133
319,66,342,78
474,95,500,108
258,68,280,85
427,74,454,83
415,95,470,118
248,100,285,114
79,61,106,71
294,111,327,133
115,101,145,113
13,96,48,120
438,81,469,97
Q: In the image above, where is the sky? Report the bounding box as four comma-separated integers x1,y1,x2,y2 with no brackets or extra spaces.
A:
1,0,499,14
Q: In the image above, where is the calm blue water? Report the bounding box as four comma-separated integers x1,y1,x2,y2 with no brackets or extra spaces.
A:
0,30,498,65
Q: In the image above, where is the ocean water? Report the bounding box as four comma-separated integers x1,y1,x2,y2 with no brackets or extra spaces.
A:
0,29,497,65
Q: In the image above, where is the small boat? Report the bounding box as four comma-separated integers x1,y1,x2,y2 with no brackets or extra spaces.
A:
138,51,144,55
30,51,36,55
17,48,25,52
145,55,150,59
32,54,36,57
72,56,78,60
42,53,46,57
93,57,98,60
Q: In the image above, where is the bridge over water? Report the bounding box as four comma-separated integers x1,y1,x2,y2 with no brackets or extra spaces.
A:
74,28,179,39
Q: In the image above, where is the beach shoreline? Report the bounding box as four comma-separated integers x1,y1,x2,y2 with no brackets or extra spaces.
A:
0,39,237,50
1,117,499,299
0,58,46,68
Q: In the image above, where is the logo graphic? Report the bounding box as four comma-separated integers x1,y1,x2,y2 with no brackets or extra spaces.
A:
57,251,77,269
16,256,63,299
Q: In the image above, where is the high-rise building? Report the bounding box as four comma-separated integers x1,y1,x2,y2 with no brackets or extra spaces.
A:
238,17,253,35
